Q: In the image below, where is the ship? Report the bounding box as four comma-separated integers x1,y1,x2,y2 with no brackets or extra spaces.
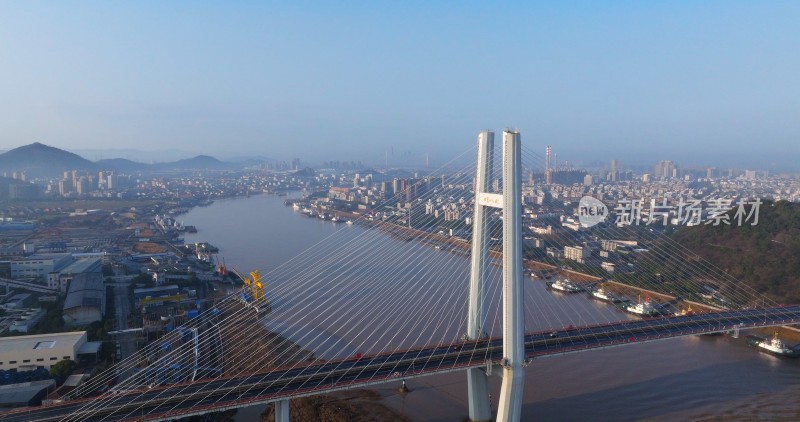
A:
588,286,628,303
624,295,661,317
546,278,585,293
746,332,800,358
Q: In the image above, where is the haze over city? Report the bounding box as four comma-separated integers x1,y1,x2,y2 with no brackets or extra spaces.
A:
4,3,800,421
1,1,799,169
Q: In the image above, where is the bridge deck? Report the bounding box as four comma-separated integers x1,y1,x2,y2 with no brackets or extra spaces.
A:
5,306,800,422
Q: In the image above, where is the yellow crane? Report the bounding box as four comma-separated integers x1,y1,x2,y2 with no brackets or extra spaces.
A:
247,270,265,301
234,269,265,303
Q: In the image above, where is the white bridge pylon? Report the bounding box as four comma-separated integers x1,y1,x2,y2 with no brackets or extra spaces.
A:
467,129,525,422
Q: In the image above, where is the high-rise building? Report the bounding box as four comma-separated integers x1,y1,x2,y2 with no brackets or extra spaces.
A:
107,173,119,190
564,246,590,263
545,146,552,173
58,180,72,196
610,159,619,182
544,146,555,184
77,177,92,195
654,160,676,179
8,183,40,200
392,178,405,197
392,178,416,201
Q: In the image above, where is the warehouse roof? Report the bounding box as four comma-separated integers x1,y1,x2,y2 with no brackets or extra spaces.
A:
0,332,86,355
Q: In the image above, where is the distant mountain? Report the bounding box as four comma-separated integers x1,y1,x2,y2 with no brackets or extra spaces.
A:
73,147,198,163
230,158,270,168
98,155,232,172
227,155,277,164
95,158,146,173
0,143,243,177
293,167,317,177
385,169,415,178
152,155,227,170
0,142,96,177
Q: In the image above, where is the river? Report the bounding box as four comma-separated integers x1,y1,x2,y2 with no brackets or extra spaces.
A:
182,193,800,421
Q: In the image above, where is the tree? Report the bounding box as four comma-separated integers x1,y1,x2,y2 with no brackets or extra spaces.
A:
49,359,76,379
132,273,155,288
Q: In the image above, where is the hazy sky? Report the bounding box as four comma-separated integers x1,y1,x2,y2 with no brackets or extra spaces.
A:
1,1,798,169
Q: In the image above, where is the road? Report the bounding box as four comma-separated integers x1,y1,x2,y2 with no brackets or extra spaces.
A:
5,305,800,422
112,283,137,382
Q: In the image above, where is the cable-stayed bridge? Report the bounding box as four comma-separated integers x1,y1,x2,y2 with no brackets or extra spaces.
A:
6,307,800,422
5,131,796,422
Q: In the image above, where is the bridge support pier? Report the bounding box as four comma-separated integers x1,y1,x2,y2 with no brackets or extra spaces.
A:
466,131,494,422
496,130,525,422
466,130,526,421
467,368,492,421
275,399,290,422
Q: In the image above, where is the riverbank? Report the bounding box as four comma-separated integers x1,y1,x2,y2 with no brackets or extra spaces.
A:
260,389,411,422
218,300,410,421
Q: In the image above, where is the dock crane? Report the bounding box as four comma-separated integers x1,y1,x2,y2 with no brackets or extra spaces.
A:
233,269,268,313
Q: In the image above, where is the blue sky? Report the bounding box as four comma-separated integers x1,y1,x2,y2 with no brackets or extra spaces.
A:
1,1,798,169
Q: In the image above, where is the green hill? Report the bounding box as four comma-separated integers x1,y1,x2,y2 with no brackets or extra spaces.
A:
672,200,800,303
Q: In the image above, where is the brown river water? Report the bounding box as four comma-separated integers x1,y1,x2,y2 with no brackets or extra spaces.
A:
182,194,800,421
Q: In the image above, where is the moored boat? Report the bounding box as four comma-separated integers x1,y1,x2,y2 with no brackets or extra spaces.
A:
546,278,585,293
625,295,661,317
747,332,800,358
588,286,628,303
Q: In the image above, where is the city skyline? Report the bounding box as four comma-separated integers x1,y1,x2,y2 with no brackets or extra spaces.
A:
0,140,795,176
1,2,799,170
